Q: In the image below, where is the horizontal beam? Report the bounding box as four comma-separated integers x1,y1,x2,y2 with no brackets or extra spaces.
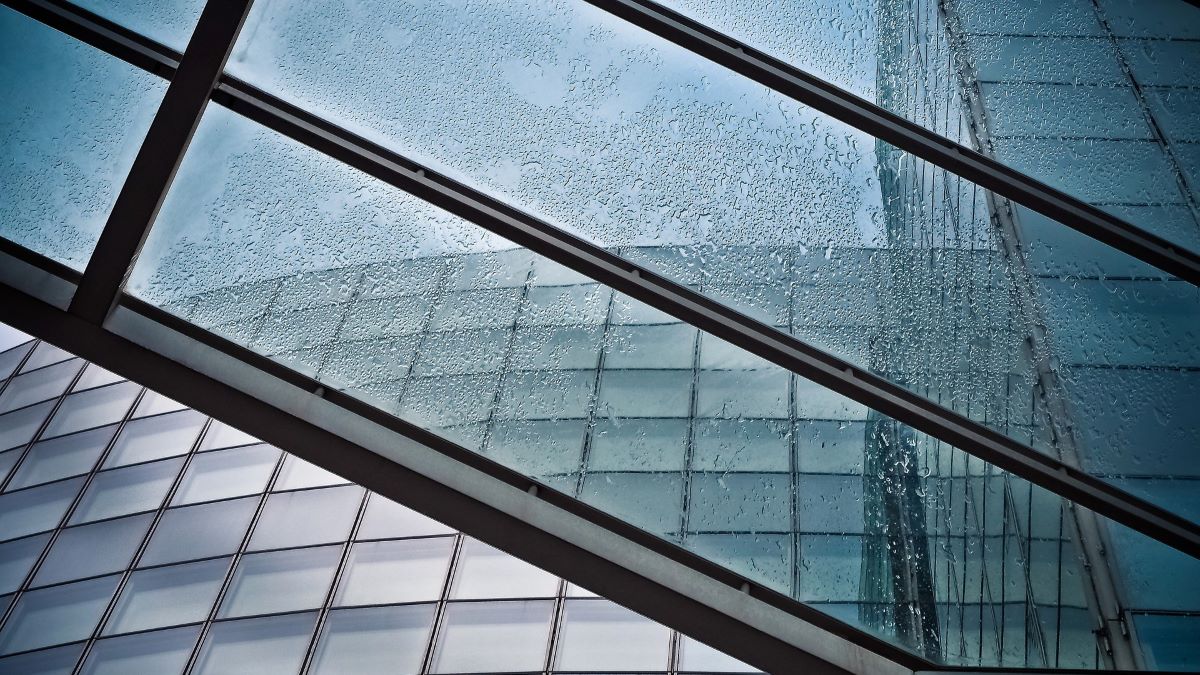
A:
579,0,1200,286
214,76,1200,562
0,246,915,675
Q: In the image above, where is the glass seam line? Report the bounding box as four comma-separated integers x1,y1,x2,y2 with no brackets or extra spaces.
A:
573,0,1200,285
4,0,1197,559
66,0,255,324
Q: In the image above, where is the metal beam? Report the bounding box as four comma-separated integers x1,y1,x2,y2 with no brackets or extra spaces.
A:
0,246,915,675
577,0,1200,286
67,0,251,323
212,77,1200,561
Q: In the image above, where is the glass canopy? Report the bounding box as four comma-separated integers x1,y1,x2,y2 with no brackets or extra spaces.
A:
1,0,1199,670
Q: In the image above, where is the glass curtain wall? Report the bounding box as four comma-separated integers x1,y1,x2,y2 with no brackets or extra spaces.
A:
0,329,755,675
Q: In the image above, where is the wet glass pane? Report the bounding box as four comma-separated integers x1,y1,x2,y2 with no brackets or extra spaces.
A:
219,546,340,618
103,409,206,468
140,497,256,566
42,381,139,439
0,533,49,594
247,485,362,551
171,443,278,505
556,599,671,671
0,574,119,654
0,478,84,541
431,600,553,674
334,538,453,606
0,359,80,413
0,6,165,269
69,457,182,524
1134,613,1200,671
193,612,316,675
12,423,115,490
451,538,559,600
81,626,199,675
72,0,205,52
34,514,152,587
139,1,1200,529
104,558,229,635
311,605,435,675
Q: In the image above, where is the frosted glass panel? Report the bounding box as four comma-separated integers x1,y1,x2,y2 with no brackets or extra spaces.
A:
555,600,670,671
43,382,139,439
104,409,206,468
247,485,361,551
8,425,116,489
171,443,278,505
70,458,182,524
451,538,559,600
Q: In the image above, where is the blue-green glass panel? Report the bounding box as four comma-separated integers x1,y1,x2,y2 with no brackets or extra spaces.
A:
0,6,165,270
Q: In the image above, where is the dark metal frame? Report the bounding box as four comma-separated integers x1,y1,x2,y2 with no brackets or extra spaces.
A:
2,0,1200,670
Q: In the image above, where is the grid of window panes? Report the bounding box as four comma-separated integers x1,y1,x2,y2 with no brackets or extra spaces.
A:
0,334,759,674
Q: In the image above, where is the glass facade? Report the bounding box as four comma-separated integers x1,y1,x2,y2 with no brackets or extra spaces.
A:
0,331,759,674
1,0,1198,671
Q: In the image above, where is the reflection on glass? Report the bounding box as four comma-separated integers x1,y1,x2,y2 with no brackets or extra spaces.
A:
42,382,140,439
193,612,316,675
356,495,453,540
431,600,552,674
0,478,85,541
219,546,340,618
0,401,53,451
69,458,182,524
171,443,278,505
335,538,452,606
0,359,80,413
8,425,117,490
105,558,228,635
72,364,123,392
19,343,72,373
311,605,435,675
80,626,199,675
140,497,256,566
0,642,84,675
0,533,49,594
103,409,206,468
0,574,119,654
34,514,152,587
451,538,559,600
0,7,165,269
556,600,670,671
247,485,362,551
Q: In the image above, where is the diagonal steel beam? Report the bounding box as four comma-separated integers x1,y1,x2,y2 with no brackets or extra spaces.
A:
4,0,1199,561
578,0,1200,286
67,0,252,324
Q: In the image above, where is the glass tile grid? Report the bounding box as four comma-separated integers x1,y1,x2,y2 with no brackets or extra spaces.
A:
0,340,756,674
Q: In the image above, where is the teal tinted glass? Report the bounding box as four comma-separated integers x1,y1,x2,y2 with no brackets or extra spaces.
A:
656,0,1200,252
0,6,165,270
73,0,205,52
129,106,1200,667
220,0,1199,524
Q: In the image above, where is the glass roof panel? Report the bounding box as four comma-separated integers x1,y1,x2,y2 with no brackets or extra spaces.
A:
128,105,1200,667
131,65,1200,531
0,6,166,271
